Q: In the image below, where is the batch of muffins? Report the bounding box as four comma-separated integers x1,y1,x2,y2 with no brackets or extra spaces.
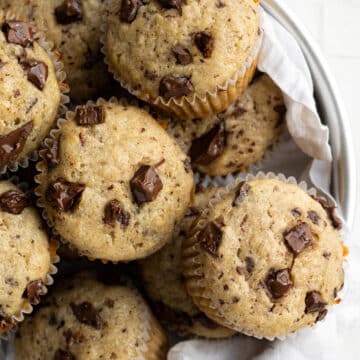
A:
0,0,346,359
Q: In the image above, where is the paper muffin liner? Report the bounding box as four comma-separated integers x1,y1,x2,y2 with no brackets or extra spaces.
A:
182,171,348,341
0,10,69,175
100,6,263,120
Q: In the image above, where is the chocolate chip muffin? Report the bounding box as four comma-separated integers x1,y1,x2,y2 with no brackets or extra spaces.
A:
0,181,54,334
104,0,261,119
0,15,63,172
182,178,345,339
166,74,285,176
14,272,168,359
36,99,194,262
140,186,235,338
3,0,113,102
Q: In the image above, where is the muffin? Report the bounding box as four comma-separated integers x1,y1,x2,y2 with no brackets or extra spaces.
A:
3,0,113,102
182,177,345,339
0,15,64,172
104,0,261,119
0,181,54,334
36,98,194,262
14,272,168,359
140,187,235,338
166,74,285,176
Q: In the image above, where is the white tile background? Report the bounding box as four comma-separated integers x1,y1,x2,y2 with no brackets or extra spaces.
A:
282,0,359,239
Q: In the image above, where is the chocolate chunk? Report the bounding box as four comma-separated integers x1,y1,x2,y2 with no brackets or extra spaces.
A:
70,302,103,329
311,195,342,229
54,349,76,360
291,208,302,218
103,199,130,228
265,269,293,299
194,31,214,58
216,0,226,8
2,21,36,47
172,44,192,65
55,0,83,24
0,121,33,168
130,165,163,205
75,105,105,126
197,221,222,256
25,280,46,305
120,0,142,23
316,309,328,322
159,75,194,100
245,256,255,273
307,210,320,225
284,222,313,255
44,137,60,168
189,123,226,165
305,291,327,313
232,182,251,206
20,59,48,90
47,178,85,212
158,0,183,13
0,190,30,214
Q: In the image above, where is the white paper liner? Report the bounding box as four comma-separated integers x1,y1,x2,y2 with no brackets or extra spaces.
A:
100,4,263,120
182,171,348,342
0,10,69,175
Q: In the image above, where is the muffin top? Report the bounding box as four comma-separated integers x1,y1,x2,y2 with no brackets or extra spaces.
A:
140,186,235,338
3,0,112,102
166,74,285,176
36,99,194,262
14,272,168,360
105,0,260,102
0,17,61,171
182,178,345,338
0,181,52,333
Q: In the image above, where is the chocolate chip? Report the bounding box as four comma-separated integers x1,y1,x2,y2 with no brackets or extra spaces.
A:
130,165,163,205
47,178,85,212
245,256,255,273
311,195,342,229
216,0,226,8
307,210,320,225
20,59,48,90
25,280,46,305
232,182,251,206
189,123,226,165
323,251,331,259
70,302,103,329
284,222,313,255
265,268,293,299
158,0,183,13
2,21,36,47
103,199,130,228
197,221,222,256
0,190,30,214
120,0,142,23
0,121,33,168
159,75,194,100
144,70,157,81
55,0,83,24
172,44,192,65
44,137,60,168
291,208,302,218
305,291,327,314
194,31,214,58
54,349,76,360
75,105,105,126
316,309,328,322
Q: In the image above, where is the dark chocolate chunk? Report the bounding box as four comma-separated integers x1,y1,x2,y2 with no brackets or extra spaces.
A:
54,349,76,360
130,165,163,205
311,195,342,229
172,44,192,65
232,182,251,206
0,190,30,214
44,137,61,168
189,123,226,165
197,221,222,256
265,268,293,299
194,31,214,58
103,199,130,228
245,256,255,273
284,222,313,255
316,309,328,322
158,0,183,12
70,301,103,329
307,210,320,225
20,59,48,90
2,21,36,47
159,75,194,100
0,121,33,168
120,0,142,23
216,0,226,8
25,280,46,305
55,0,83,24
46,178,85,212
305,291,327,314
291,208,302,218
75,105,105,126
